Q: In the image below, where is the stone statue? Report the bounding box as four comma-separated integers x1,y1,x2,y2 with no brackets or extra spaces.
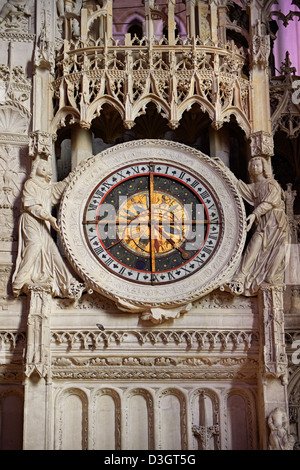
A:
12,158,85,300
268,407,295,450
228,156,291,296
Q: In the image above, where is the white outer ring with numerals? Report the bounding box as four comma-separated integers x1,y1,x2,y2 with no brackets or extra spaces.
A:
59,140,247,310
84,162,221,284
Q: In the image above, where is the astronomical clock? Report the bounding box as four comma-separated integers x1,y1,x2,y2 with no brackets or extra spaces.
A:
59,140,246,315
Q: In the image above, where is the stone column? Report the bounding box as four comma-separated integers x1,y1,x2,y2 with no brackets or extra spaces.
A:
209,126,230,167
217,4,227,45
80,8,88,40
33,2,56,135
145,0,155,41
71,124,93,169
197,1,211,43
249,9,274,158
209,0,218,44
23,286,52,450
106,0,113,40
257,285,289,450
186,0,196,38
168,0,176,45
285,184,300,314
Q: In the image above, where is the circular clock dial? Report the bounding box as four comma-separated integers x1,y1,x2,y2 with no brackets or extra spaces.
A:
83,163,221,285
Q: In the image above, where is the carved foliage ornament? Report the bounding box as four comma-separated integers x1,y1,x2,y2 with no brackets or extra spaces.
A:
58,140,247,315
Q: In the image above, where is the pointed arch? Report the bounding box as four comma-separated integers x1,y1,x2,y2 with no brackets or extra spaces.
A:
51,106,80,135
221,107,251,138
87,95,126,124
178,96,215,122
132,94,170,122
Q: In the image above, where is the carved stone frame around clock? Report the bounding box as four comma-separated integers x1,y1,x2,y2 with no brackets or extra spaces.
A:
58,140,247,316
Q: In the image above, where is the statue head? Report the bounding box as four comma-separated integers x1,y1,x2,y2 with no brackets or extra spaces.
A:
248,156,273,181
30,157,52,183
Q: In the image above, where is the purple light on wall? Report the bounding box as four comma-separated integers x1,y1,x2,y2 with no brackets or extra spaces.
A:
272,0,300,75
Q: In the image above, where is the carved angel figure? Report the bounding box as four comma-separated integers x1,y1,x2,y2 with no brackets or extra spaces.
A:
229,156,291,296
12,159,84,299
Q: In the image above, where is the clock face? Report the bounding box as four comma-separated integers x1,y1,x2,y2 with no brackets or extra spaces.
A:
58,140,246,310
83,163,221,285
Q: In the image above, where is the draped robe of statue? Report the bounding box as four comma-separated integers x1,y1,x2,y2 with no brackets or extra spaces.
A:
234,176,291,296
12,172,81,298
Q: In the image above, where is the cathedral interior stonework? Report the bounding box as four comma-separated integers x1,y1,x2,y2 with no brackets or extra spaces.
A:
0,0,300,451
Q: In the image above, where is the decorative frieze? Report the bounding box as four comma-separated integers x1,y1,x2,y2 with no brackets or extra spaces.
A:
51,356,259,381
51,328,259,351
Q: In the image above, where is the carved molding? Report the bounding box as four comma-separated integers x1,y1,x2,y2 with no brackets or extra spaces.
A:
51,355,259,382
51,328,259,351
91,387,121,450
55,387,89,450
0,31,35,41
223,388,258,451
0,330,26,348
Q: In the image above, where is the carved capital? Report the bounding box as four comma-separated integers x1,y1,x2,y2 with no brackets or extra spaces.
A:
250,131,274,157
29,131,53,159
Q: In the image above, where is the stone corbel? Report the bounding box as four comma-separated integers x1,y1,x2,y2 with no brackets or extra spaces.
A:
251,34,270,69
29,131,53,159
250,131,274,158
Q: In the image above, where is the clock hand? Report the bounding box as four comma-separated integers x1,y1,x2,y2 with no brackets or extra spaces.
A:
149,164,156,274
152,224,191,259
